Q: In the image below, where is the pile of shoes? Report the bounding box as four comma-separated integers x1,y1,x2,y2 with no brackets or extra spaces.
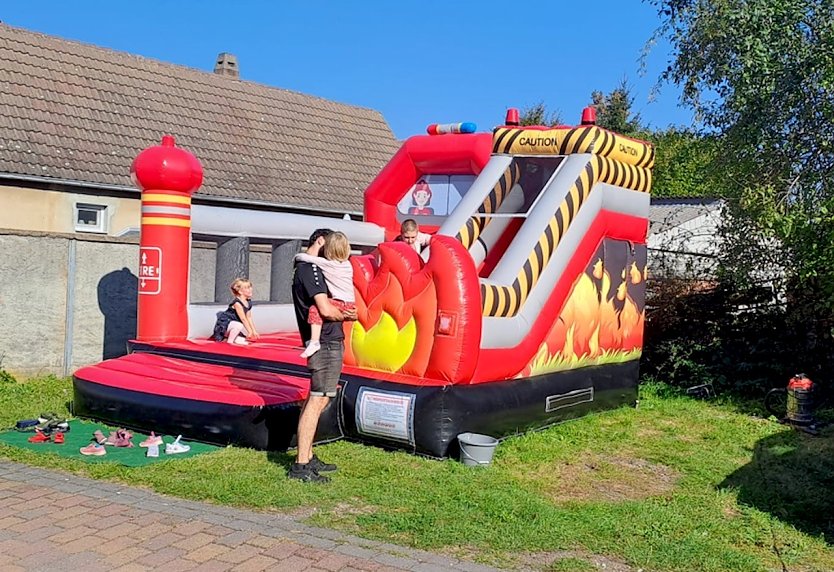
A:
15,412,70,445
80,428,134,456
79,429,191,457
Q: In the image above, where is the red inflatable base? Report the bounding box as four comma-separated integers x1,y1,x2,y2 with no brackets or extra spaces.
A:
72,352,342,450
72,341,639,456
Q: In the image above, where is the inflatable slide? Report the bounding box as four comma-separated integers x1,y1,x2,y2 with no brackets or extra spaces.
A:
73,108,654,457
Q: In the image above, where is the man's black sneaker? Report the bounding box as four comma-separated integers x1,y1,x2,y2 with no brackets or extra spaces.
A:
288,463,330,483
308,455,337,473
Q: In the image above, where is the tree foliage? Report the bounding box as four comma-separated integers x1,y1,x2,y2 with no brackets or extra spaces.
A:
650,0,834,305
519,102,562,127
592,78,644,135
644,128,720,198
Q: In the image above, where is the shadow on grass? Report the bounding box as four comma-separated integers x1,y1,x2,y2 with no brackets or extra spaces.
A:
718,428,834,543
266,450,295,471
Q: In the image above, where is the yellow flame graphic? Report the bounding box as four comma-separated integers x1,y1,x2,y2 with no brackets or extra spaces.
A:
351,312,417,372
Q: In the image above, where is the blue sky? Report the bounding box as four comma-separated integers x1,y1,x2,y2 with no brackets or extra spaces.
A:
3,1,691,139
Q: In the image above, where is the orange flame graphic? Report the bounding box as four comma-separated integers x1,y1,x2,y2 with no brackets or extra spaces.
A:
524,243,646,376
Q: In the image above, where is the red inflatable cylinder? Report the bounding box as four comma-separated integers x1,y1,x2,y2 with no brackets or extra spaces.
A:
131,135,203,342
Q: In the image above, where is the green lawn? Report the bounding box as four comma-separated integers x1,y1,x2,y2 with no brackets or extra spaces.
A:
1,371,832,572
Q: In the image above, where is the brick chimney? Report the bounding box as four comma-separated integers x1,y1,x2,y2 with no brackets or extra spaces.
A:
214,53,239,78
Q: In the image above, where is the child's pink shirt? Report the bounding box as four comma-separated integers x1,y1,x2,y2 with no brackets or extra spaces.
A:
294,253,355,302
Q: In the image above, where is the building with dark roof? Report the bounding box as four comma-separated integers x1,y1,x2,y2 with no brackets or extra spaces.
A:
0,23,399,236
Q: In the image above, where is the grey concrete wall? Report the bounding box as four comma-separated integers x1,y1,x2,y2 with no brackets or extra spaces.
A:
190,243,217,303
0,234,69,377
0,230,298,379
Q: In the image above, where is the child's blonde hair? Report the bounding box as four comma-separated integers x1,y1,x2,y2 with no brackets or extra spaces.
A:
230,278,252,297
323,232,350,262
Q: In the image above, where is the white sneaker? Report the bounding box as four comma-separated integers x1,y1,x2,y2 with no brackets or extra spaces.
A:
165,435,191,454
233,336,250,346
300,341,321,358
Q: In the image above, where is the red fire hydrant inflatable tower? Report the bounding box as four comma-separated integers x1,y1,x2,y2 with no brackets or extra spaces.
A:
131,135,203,342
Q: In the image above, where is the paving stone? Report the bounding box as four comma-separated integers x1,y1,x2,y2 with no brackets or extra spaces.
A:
61,550,112,572
52,493,89,508
92,535,138,556
372,553,421,570
134,545,188,566
63,534,105,554
143,530,187,551
14,542,66,568
244,533,279,549
189,561,234,572
173,531,217,551
215,530,257,547
94,502,131,517
14,505,55,521
231,555,280,571
16,486,51,500
89,513,131,531
261,539,303,560
112,564,151,572
315,552,361,571
98,521,142,540
335,543,381,560
171,519,212,536
268,554,316,571
48,525,98,545
103,545,153,567
203,524,236,538
214,543,264,564
184,543,232,563
160,558,199,572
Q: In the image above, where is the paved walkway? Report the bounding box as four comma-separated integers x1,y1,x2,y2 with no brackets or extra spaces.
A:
0,461,501,572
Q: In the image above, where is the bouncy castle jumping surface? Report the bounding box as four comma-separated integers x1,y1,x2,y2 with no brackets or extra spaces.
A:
73,109,654,457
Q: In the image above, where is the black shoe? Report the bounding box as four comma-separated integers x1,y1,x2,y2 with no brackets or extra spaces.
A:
308,454,337,473
288,463,330,483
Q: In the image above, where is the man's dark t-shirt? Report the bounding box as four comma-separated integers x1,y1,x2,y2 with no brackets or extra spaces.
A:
291,261,345,345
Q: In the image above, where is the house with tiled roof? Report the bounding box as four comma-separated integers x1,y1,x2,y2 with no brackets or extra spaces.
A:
0,24,400,377
0,23,399,237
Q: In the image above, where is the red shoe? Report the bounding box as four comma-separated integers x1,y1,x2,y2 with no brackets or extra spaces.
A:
28,429,50,443
53,431,65,444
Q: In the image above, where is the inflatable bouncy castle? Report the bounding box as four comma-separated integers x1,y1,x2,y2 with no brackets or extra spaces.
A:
73,108,654,457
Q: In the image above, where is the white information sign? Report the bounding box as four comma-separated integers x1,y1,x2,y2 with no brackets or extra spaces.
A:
355,387,416,445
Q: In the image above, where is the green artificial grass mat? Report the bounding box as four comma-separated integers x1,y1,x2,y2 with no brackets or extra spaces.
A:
0,419,218,467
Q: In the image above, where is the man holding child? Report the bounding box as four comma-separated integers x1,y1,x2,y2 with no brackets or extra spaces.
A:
289,228,356,483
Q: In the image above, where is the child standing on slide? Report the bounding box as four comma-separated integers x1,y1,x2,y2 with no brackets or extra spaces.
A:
294,231,356,358
212,278,260,345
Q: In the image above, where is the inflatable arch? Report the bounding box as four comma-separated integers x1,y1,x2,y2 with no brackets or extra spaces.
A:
73,109,654,457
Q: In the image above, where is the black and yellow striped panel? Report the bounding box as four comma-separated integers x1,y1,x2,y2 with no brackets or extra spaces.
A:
492,126,654,169
455,163,520,249
597,156,653,193
480,155,651,317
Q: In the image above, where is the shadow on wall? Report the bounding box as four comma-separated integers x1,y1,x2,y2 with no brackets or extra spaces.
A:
718,428,834,544
97,268,138,359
